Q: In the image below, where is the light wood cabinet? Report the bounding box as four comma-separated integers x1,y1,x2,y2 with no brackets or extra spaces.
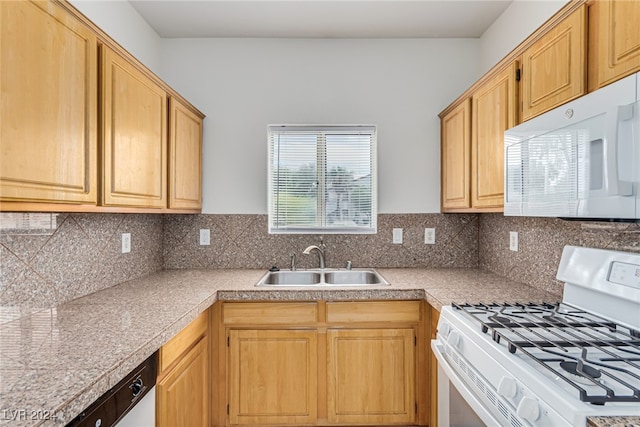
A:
0,0,204,213
0,0,98,204
228,329,318,425
169,98,204,210
157,311,209,427
441,99,471,210
590,0,640,89
101,46,168,208
216,300,426,426
326,328,415,425
471,62,519,209
520,5,587,121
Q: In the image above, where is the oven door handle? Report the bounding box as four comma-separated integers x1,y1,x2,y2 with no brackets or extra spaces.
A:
431,339,503,427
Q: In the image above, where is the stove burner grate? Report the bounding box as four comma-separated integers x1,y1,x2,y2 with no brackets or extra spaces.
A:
452,302,640,404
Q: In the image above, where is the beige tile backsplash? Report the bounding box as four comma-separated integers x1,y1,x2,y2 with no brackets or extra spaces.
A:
1,211,637,307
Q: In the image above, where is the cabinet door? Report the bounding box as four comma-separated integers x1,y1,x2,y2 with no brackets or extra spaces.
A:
101,46,167,208
521,5,587,121
471,63,518,209
594,0,640,88
168,98,203,210
441,99,471,211
228,329,318,425
326,328,415,425
157,336,209,427
0,1,97,204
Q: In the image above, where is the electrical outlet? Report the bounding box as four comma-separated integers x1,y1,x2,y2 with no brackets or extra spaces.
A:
509,231,518,252
392,228,403,244
199,229,210,246
121,233,131,254
424,228,435,244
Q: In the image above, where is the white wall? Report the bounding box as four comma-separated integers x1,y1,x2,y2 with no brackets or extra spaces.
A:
479,0,569,75
69,0,162,75
161,38,480,214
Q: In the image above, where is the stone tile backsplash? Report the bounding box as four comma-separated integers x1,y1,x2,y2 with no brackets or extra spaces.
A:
163,213,479,270
479,214,640,295
1,211,637,307
0,214,163,308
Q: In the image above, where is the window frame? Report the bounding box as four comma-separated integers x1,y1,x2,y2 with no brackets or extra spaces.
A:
267,124,377,234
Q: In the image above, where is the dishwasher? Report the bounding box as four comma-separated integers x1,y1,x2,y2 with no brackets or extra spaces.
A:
66,351,157,427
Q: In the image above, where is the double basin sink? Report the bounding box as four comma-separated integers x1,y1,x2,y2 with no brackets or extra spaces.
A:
256,268,389,287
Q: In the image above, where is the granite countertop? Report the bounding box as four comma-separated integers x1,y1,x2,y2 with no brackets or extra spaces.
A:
0,268,632,426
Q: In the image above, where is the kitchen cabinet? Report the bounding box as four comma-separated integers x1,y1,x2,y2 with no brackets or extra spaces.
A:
0,0,204,213
471,62,518,209
0,0,98,204
228,329,318,425
326,328,415,425
520,5,587,121
169,97,204,210
441,62,517,212
215,300,427,426
101,45,168,208
590,0,640,90
157,310,209,427
440,99,471,210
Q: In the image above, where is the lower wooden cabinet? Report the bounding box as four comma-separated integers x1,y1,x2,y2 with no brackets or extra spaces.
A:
157,310,209,427
228,329,318,425
326,328,415,425
214,300,427,426
429,306,440,427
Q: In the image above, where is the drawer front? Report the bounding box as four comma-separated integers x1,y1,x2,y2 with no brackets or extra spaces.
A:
326,301,421,324
160,310,208,372
223,302,318,325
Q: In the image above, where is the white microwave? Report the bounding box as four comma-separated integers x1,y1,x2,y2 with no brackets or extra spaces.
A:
504,72,639,221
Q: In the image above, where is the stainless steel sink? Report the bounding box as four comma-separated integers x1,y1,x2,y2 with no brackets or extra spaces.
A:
260,271,322,285
256,268,389,287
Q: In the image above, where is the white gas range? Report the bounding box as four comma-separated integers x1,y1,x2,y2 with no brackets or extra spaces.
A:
432,246,640,427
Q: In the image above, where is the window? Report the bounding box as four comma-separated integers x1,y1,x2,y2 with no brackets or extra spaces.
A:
268,125,377,234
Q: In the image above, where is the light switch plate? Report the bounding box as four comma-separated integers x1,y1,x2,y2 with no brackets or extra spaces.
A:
509,231,518,252
122,233,131,254
424,228,435,244
392,228,403,244
199,229,210,246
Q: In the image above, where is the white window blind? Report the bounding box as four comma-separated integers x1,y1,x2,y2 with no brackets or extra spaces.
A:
268,125,377,234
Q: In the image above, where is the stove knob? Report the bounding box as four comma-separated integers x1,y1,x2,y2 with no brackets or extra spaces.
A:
439,322,450,336
497,376,517,399
447,330,460,348
516,396,540,422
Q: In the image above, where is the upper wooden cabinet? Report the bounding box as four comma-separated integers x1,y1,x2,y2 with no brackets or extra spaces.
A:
471,63,518,209
101,46,168,208
169,98,204,210
0,0,204,213
591,0,640,89
520,5,587,121
0,0,98,204
441,99,471,210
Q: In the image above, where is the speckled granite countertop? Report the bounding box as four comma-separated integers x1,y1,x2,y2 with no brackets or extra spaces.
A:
0,268,631,426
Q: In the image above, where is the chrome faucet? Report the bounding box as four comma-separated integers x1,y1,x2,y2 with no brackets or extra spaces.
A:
303,244,325,269
290,252,297,271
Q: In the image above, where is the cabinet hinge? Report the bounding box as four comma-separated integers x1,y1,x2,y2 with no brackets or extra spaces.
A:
227,404,230,415
414,336,417,346
516,68,521,81
415,402,418,414
227,336,230,347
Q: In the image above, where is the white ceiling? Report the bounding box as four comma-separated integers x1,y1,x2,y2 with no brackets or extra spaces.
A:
129,0,514,39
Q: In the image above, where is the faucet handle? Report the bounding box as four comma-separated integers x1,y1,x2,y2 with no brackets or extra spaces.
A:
345,260,352,270
289,252,297,271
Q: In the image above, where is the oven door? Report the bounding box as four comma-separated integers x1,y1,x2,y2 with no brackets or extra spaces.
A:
432,340,500,427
